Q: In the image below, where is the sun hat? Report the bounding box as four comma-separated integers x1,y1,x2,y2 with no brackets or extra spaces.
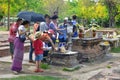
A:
35,31,42,39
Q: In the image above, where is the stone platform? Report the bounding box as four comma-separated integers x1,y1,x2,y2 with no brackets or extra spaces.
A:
72,37,110,62
49,51,79,67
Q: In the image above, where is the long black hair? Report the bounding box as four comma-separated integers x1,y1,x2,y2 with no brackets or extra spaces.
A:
21,20,30,25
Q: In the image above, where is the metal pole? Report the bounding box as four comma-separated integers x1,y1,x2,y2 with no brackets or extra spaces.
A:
7,0,10,31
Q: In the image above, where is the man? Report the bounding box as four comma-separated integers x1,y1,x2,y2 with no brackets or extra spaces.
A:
58,17,68,43
38,14,51,32
44,14,51,29
8,18,22,59
29,22,39,63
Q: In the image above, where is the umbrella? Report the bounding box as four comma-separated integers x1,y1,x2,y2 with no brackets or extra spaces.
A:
17,11,45,22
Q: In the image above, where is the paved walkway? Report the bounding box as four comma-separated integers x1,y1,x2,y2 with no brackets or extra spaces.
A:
0,53,35,65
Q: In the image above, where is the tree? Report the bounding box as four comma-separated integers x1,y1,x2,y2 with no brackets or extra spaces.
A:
104,0,120,27
43,0,67,17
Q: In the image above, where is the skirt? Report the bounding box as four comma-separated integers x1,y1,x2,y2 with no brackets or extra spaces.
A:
11,38,24,72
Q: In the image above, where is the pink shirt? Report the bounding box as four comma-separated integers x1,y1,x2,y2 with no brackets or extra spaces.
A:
8,23,19,42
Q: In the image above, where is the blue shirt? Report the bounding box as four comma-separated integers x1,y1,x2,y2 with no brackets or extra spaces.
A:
58,24,67,39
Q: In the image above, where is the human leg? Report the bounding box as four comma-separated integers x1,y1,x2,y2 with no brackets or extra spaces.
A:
34,54,44,72
29,41,34,62
9,42,14,59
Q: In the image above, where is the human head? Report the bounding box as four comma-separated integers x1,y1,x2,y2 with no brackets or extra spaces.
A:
54,11,58,16
16,18,22,25
64,17,68,24
35,21,39,24
72,15,77,20
21,20,30,28
51,15,58,23
35,31,42,39
44,14,51,23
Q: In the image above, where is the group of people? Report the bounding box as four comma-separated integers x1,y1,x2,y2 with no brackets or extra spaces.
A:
8,13,81,74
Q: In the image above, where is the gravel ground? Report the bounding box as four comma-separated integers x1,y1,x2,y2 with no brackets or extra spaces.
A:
0,53,120,80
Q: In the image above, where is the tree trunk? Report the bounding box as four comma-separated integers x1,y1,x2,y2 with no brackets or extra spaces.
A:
7,0,10,31
109,13,115,27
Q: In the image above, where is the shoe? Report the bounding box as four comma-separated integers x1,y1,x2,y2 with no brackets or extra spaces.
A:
12,71,19,75
34,69,44,73
29,60,35,63
18,71,25,73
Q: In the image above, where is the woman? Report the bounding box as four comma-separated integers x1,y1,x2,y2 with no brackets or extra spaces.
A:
8,18,22,59
11,20,30,74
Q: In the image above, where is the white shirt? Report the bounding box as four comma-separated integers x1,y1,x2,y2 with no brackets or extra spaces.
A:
16,25,26,37
39,22,48,32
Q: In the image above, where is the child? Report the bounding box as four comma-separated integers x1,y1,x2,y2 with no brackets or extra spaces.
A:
33,32,45,72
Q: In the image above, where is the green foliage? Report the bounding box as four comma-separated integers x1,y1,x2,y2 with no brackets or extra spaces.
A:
0,27,7,31
40,63,50,69
110,47,120,53
107,65,112,69
0,0,120,27
1,75,63,80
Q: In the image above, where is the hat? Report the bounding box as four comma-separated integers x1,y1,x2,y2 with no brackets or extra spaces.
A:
48,29,54,34
51,15,58,20
64,17,68,21
35,32,42,39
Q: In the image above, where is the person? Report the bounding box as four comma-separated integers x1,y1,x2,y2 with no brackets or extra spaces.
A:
11,20,30,74
39,32,56,50
44,14,51,29
33,32,45,72
71,15,78,37
39,22,48,32
58,18,68,43
49,15,59,38
42,29,55,61
8,18,22,59
33,22,40,33
49,15,65,42
29,22,39,63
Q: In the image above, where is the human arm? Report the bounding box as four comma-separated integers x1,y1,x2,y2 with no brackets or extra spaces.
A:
18,26,29,35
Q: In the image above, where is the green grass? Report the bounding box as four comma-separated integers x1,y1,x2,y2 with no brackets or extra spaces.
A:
0,27,7,31
1,75,64,80
110,47,120,53
63,66,80,72
107,65,112,69
40,63,50,69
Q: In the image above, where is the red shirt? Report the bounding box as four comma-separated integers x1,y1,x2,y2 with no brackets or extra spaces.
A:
8,22,19,42
33,39,43,55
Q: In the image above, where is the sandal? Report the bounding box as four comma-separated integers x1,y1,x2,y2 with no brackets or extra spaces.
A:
34,69,44,73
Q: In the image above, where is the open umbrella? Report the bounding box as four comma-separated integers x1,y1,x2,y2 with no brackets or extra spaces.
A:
17,11,45,22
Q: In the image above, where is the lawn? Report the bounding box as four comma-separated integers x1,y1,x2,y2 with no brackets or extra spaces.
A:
110,47,120,53
0,27,7,31
1,75,64,80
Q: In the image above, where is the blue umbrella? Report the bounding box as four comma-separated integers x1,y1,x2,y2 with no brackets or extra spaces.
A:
17,11,45,22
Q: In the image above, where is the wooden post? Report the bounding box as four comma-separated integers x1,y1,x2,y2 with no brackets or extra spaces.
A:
7,0,10,31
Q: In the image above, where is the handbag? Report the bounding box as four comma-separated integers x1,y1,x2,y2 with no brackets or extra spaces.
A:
19,34,26,42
